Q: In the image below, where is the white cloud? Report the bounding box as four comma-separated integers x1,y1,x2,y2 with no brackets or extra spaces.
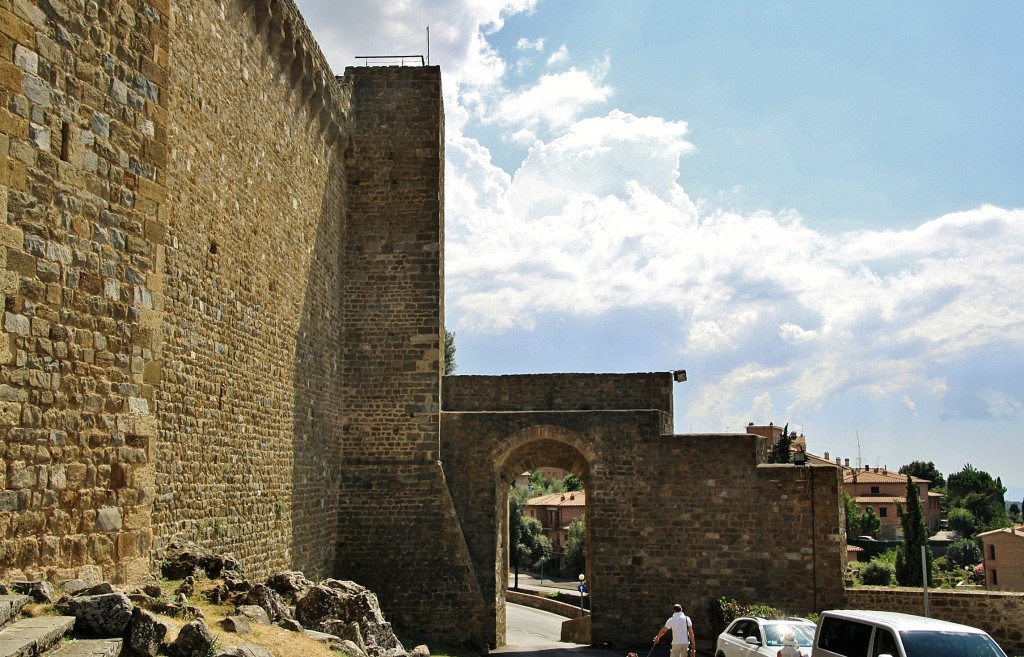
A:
547,44,569,66
516,37,545,51
492,65,613,136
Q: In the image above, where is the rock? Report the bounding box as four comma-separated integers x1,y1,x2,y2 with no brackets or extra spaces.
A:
76,582,115,597
265,571,313,603
127,607,171,657
220,614,251,634
58,591,133,637
278,617,303,632
410,645,430,657
214,645,274,657
333,639,368,657
303,629,338,643
12,580,55,603
235,605,271,625
176,576,195,599
242,584,292,623
168,618,216,657
162,541,245,581
322,620,367,654
294,580,402,657
58,579,88,595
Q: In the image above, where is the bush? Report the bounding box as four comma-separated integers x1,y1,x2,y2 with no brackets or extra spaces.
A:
946,538,982,571
708,596,783,639
861,559,895,586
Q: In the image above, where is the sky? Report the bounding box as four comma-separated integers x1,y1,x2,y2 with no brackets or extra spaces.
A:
291,0,1024,498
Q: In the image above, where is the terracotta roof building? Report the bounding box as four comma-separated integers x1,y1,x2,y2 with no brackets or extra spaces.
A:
979,525,1024,591
524,491,586,565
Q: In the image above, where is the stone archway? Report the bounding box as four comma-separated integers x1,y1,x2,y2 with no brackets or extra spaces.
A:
440,373,845,650
493,425,595,644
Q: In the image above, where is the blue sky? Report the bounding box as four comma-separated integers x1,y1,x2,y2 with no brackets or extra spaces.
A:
294,0,1024,497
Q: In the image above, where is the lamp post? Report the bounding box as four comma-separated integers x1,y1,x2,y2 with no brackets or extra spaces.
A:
577,573,587,617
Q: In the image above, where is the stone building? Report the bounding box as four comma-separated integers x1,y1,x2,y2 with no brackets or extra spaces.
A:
0,0,846,650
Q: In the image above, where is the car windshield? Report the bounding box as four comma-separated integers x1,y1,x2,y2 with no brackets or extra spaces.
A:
763,624,814,647
900,630,1007,657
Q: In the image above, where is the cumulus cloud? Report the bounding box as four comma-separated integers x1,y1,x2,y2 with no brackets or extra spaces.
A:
293,0,1024,445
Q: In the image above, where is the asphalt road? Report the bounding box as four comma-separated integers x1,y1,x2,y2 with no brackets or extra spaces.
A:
495,603,609,657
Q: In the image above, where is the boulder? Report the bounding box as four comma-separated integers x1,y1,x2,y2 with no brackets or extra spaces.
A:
127,607,171,657
12,580,55,603
242,584,292,623
220,614,251,635
294,580,403,657
168,618,216,657
58,591,133,637
333,639,369,657
235,605,271,625
265,571,313,603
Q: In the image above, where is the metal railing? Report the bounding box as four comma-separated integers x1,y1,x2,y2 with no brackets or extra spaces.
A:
354,55,426,67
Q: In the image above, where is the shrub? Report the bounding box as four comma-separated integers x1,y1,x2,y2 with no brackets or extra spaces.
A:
946,538,982,571
708,596,783,639
861,559,895,585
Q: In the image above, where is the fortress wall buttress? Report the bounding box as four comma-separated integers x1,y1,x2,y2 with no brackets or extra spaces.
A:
337,65,488,649
155,0,348,579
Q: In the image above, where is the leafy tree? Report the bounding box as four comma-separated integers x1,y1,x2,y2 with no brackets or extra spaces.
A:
844,492,864,535
508,485,552,585
769,423,791,463
860,507,882,537
899,461,945,488
945,538,982,571
563,473,584,492
945,464,1008,530
443,329,457,375
946,507,977,538
561,514,586,578
895,475,932,587
1009,503,1021,523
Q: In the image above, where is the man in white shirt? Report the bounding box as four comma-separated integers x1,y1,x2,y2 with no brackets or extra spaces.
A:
653,604,696,657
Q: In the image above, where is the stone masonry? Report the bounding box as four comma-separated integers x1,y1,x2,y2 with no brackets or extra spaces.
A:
441,373,847,648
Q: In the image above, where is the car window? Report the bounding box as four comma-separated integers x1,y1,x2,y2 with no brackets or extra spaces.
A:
873,628,900,657
818,617,873,657
764,624,814,647
729,620,754,638
900,631,1007,657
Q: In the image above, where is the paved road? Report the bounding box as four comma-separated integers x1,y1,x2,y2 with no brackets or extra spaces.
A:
498,602,712,657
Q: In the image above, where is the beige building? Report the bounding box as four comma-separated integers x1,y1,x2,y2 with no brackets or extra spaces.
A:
979,526,1024,590
524,491,586,561
841,466,942,538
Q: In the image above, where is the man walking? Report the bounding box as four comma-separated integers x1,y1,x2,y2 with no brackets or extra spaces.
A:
654,604,696,657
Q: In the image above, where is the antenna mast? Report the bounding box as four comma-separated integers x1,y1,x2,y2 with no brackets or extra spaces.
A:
426,26,430,65
856,431,863,469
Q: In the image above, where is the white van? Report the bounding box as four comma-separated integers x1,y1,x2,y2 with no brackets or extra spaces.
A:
812,609,1007,657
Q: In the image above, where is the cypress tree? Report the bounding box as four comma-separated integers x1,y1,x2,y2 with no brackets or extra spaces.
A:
895,474,933,586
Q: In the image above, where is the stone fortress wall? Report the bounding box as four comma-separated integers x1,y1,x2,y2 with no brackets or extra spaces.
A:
0,0,1012,653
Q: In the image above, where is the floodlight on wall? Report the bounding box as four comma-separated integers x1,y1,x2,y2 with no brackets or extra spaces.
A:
793,449,807,466
673,369,687,383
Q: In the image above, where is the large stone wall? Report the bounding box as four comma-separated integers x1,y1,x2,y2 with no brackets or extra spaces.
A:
441,373,847,649
153,0,348,579
844,587,1024,655
0,0,171,584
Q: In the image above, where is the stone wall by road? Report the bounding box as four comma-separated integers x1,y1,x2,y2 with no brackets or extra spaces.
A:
844,587,1024,655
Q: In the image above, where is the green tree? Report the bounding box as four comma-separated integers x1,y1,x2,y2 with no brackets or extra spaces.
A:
899,461,946,488
769,423,791,463
1009,503,1021,523
443,329,457,375
895,475,932,587
844,492,864,535
860,507,882,537
946,507,977,538
945,538,982,571
563,473,584,492
508,485,552,585
561,514,586,578
945,464,1008,530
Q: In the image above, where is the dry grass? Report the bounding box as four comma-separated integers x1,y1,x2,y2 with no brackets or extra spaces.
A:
150,577,340,657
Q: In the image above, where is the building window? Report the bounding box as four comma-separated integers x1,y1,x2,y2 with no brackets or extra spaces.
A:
870,486,880,494
992,569,998,586
879,508,887,518
989,544,996,560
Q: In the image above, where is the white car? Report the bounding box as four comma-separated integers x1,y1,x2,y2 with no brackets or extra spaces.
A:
716,617,816,657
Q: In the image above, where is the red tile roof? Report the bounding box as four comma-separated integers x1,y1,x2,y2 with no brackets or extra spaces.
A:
978,525,1024,539
843,468,928,485
525,491,586,507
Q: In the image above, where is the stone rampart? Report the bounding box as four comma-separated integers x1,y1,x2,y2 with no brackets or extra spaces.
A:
844,587,1024,655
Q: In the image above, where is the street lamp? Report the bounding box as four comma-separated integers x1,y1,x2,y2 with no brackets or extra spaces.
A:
577,573,587,617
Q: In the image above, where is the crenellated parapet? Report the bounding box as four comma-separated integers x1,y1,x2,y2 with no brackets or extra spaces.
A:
239,0,348,145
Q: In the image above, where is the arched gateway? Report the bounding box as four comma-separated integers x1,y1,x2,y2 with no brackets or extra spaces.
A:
441,373,846,650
